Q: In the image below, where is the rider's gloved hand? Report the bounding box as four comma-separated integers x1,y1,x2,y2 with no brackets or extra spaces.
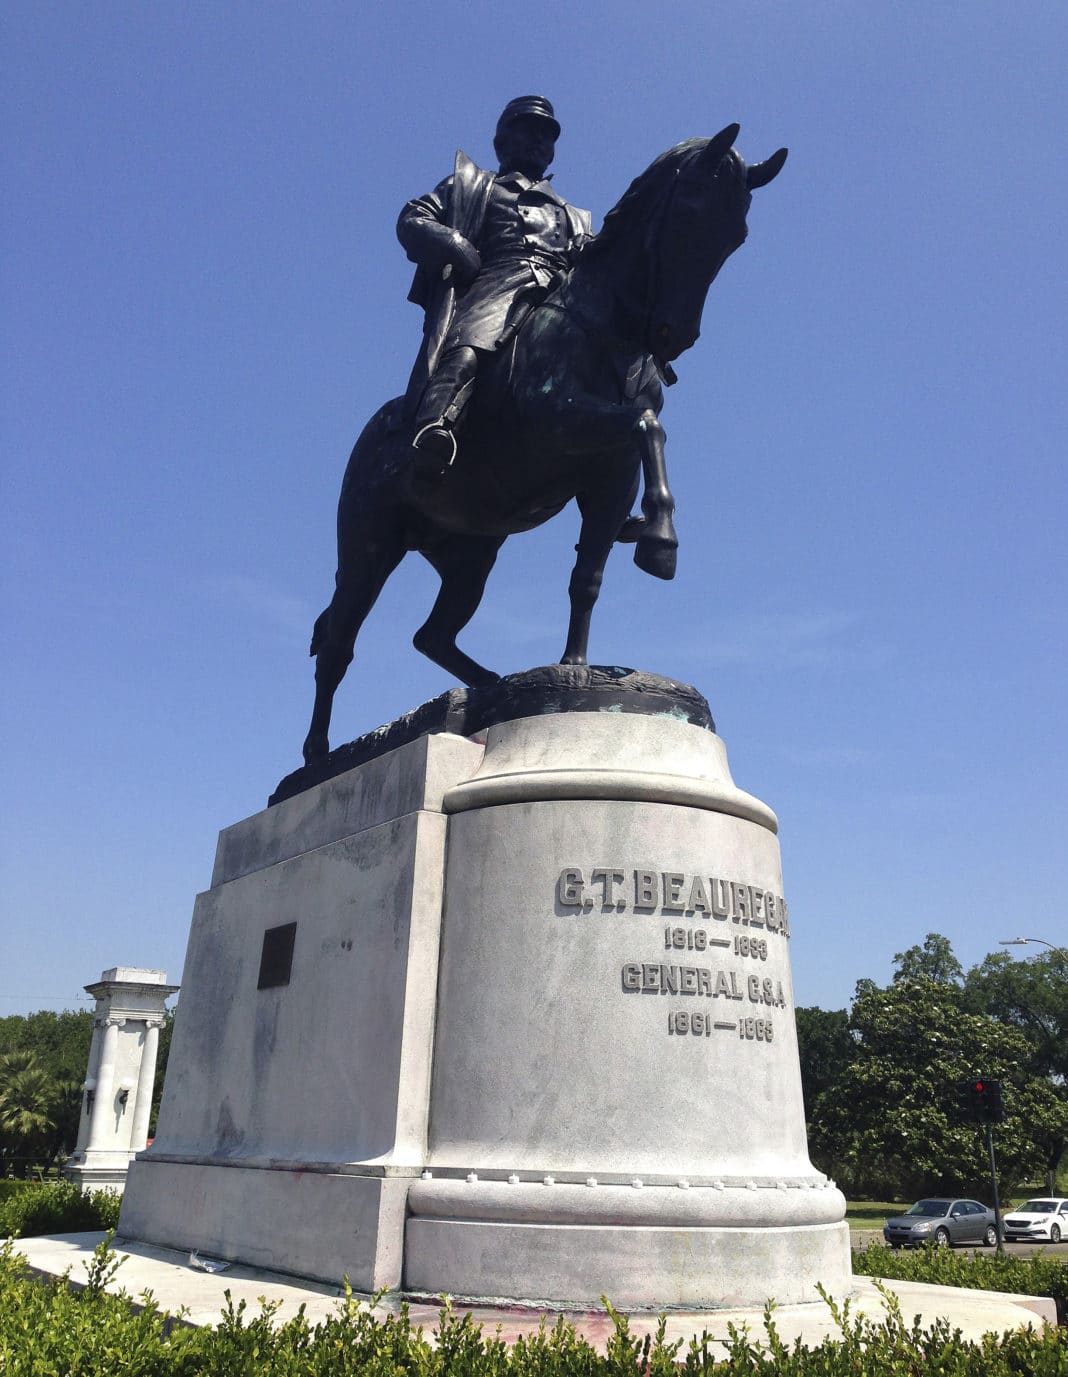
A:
447,232,481,285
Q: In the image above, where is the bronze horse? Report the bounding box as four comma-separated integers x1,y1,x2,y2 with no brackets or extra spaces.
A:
303,125,786,764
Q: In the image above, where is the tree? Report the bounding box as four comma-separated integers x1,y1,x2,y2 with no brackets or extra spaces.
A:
45,1080,84,1165
794,1007,855,1118
963,948,1068,1083
892,933,964,986
806,972,1068,1200
0,1011,94,1168
0,1052,55,1173
0,1010,93,1087
963,946,1068,1190
150,1009,175,1136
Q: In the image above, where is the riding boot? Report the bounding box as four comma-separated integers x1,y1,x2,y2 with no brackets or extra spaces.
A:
411,347,478,481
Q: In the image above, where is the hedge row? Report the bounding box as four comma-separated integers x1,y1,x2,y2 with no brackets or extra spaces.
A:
2,1237,1066,1377
0,1179,121,1239
852,1238,1068,1323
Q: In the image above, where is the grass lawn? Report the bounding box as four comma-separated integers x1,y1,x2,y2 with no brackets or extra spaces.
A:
845,1201,900,1229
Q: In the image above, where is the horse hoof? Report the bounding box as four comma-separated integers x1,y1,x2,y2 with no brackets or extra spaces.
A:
634,537,677,580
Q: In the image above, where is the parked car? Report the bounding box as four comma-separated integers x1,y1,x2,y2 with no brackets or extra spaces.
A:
883,1198,998,1248
1003,1197,1068,1243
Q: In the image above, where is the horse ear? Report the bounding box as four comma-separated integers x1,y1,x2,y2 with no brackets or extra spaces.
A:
746,147,788,189
701,123,740,168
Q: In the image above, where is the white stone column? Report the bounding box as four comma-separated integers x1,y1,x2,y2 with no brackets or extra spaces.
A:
84,1018,121,1153
130,1019,161,1151
66,966,178,1194
72,1021,103,1156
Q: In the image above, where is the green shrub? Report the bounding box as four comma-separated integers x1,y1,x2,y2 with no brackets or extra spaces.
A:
0,1178,121,1238
0,1179,30,1204
1,1238,1066,1376
853,1239,1068,1322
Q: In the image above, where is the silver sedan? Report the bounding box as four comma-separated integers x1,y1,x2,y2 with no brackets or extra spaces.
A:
883,1198,998,1249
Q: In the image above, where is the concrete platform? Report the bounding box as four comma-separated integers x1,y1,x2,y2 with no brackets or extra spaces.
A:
10,1233,1057,1350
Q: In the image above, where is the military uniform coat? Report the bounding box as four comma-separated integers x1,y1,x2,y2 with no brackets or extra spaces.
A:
398,151,591,408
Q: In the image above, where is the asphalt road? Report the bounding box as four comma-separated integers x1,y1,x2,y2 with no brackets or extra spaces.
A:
851,1228,1068,1258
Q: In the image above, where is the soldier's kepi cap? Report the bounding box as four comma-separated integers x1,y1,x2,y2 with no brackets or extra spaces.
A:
496,95,560,141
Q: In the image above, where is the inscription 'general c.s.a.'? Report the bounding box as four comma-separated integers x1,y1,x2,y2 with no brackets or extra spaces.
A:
620,963,787,1008
556,866,789,934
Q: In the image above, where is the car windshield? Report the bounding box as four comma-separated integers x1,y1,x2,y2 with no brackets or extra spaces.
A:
1018,1200,1054,1213
905,1200,950,1217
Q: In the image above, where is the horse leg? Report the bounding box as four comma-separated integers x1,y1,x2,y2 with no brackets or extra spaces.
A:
303,532,406,764
632,409,678,580
561,484,636,665
413,535,504,687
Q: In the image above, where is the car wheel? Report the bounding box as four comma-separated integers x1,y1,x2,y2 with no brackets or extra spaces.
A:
983,1225,997,1247
1052,1224,1062,1244
889,1242,902,1250
934,1227,951,1247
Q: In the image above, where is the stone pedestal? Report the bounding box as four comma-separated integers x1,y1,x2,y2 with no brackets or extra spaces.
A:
120,670,849,1306
65,967,178,1194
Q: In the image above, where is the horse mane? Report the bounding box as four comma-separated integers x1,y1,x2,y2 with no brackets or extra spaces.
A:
583,138,712,257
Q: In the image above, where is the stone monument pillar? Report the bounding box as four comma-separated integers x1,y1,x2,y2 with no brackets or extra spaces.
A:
65,967,178,1194
119,670,849,1306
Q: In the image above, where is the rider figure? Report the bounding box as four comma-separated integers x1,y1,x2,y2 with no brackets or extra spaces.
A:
398,96,592,478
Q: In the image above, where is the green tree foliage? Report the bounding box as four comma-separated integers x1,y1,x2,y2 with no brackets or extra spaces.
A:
0,1013,93,1170
963,946,1068,1189
0,1053,55,1162
0,1009,93,1087
150,1009,174,1136
963,947,1068,1083
800,935,1068,1200
892,932,964,985
793,1007,854,1117
807,975,1067,1198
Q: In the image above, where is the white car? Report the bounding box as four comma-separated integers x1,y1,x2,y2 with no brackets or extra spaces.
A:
1002,1197,1068,1243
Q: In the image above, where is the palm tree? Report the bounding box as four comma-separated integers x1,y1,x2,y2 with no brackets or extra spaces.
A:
0,1051,55,1173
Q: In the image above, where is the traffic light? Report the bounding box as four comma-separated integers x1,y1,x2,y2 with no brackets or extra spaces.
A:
953,1077,1006,1123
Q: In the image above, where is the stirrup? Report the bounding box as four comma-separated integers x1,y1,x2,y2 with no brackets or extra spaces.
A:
412,422,458,470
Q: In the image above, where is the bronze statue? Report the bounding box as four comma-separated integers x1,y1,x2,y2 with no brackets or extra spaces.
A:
400,97,591,479
302,104,786,765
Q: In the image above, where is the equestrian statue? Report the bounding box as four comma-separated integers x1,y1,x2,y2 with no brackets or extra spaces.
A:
303,97,786,765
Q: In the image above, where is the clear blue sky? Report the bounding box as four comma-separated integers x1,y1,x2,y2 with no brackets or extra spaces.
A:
3,3,1065,1017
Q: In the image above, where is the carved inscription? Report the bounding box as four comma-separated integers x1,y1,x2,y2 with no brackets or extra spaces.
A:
557,865,791,1044
620,962,785,1008
556,867,790,934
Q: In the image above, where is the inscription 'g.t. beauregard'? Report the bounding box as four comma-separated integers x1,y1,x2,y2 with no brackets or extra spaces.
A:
556,866,789,934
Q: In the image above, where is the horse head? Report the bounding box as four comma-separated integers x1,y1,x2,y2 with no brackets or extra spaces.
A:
587,126,788,365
